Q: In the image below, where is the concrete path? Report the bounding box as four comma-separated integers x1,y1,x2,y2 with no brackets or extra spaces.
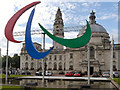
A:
18,76,110,81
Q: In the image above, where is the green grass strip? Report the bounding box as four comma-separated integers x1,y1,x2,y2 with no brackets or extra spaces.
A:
1,85,67,90
0,74,31,78
113,78,120,85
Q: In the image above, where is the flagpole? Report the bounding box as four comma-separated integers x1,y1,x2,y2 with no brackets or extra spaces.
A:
110,35,113,78
87,43,90,85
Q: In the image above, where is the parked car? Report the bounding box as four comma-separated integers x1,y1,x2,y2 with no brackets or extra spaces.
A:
21,71,31,75
74,72,82,77
65,72,74,77
46,71,52,76
42,71,52,76
71,72,75,75
102,72,110,77
92,72,100,77
59,71,65,75
113,72,119,78
35,71,42,76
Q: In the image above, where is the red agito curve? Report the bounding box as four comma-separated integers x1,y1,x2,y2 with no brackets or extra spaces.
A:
5,1,41,43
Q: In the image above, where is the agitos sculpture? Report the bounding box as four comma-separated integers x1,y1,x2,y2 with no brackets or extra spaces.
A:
5,1,41,43
38,20,91,48
25,8,54,59
4,1,91,59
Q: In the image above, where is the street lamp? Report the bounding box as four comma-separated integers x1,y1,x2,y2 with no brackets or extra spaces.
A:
87,43,90,85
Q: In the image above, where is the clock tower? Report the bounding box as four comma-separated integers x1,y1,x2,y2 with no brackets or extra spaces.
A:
53,7,64,50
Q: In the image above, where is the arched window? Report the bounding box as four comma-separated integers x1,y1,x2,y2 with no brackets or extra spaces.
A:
31,62,34,70
48,62,52,70
90,46,95,59
54,62,57,70
69,61,73,70
59,62,62,70
25,62,28,70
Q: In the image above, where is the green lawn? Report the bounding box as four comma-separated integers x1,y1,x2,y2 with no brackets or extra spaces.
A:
0,74,31,78
1,85,24,90
113,78,120,85
1,85,67,90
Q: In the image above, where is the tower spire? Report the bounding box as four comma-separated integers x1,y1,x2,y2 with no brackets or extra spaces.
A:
89,10,96,24
54,7,63,26
53,7,64,50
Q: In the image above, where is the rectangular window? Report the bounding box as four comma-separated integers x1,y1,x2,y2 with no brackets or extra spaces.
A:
54,55,57,60
59,55,62,60
49,55,52,60
26,55,28,60
70,53,73,59
113,52,116,58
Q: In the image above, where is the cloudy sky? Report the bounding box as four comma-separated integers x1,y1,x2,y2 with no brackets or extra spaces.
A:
0,0,119,56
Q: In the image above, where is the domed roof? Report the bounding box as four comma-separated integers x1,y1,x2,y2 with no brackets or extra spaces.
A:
78,23,107,35
78,10,107,36
90,23,107,33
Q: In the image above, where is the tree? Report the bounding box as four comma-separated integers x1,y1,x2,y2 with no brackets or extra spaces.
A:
1,54,20,70
11,54,20,69
2,55,12,69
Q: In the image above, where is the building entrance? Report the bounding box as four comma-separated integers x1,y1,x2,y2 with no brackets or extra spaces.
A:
90,67,94,75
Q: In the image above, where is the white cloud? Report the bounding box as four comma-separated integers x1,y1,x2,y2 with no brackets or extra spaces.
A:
82,3,89,7
94,2,101,7
45,43,53,49
81,2,101,8
64,32,79,39
98,14,117,20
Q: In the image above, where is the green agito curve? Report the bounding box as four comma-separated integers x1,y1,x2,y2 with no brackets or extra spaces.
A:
38,20,91,48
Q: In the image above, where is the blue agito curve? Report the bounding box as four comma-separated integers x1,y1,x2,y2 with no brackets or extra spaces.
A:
25,8,54,59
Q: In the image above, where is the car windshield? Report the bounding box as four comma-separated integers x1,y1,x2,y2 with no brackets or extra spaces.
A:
75,72,80,74
103,72,109,74
67,72,71,74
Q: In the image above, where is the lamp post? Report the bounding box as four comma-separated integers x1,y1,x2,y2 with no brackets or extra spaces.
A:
42,33,45,83
87,43,90,85
110,36,113,78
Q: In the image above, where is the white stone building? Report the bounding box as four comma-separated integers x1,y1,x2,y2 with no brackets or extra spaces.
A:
20,8,120,74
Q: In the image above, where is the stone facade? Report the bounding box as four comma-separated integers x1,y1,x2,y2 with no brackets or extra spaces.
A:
20,9,120,74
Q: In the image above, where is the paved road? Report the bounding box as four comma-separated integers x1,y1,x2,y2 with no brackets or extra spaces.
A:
18,76,110,81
